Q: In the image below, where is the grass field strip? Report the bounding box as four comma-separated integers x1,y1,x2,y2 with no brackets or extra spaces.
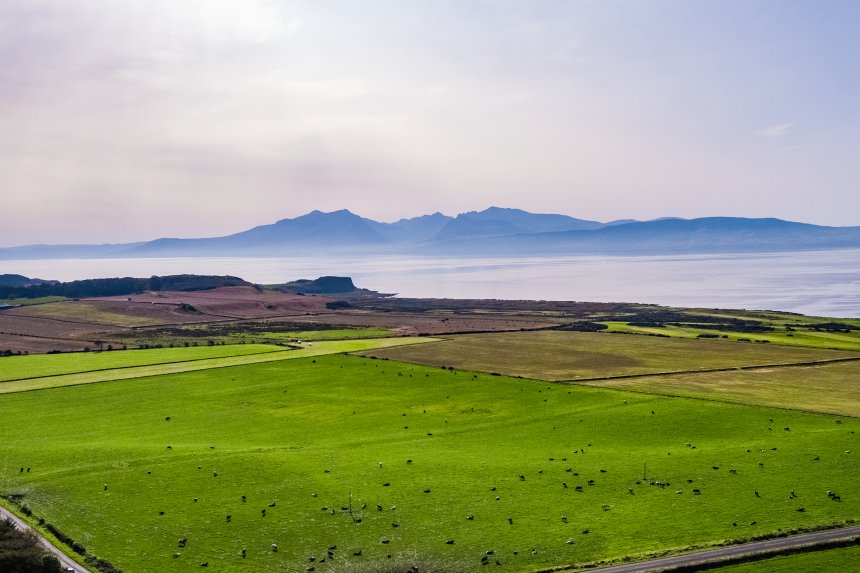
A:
0,346,290,383
0,337,439,394
558,356,860,384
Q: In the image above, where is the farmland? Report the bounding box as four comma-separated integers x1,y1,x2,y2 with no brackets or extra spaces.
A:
0,354,857,573
584,359,860,417
360,331,857,381
0,344,284,382
708,544,860,572
0,338,436,395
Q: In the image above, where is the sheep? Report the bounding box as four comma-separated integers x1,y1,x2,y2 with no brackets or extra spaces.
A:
261,509,266,517
178,538,187,548
446,539,455,544
508,517,513,525
562,482,568,488
377,504,383,511
226,515,231,522
519,475,525,481
466,515,475,520
754,489,760,498
241,548,246,558
561,515,567,523
272,543,278,552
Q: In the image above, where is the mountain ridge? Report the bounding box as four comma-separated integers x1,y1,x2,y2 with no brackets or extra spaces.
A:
2,208,859,259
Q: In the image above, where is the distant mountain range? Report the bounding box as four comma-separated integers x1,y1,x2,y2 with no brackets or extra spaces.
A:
2,207,860,259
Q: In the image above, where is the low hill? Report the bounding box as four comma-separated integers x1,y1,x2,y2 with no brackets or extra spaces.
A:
0,275,252,300
277,276,357,294
0,274,57,287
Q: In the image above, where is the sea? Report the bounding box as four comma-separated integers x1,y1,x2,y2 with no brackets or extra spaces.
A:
5,249,860,318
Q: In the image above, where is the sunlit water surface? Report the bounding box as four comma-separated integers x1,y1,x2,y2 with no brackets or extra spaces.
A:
6,249,860,317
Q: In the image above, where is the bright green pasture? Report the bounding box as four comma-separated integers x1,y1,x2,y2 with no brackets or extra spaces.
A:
0,338,437,394
0,344,283,382
705,544,860,572
0,356,857,573
605,322,860,352
362,331,855,381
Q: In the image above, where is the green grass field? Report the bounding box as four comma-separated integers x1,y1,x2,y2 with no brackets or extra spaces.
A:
0,338,438,394
0,344,284,382
361,331,857,381
583,360,860,417
0,355,856,573
605,322,860,352
704,544,860,572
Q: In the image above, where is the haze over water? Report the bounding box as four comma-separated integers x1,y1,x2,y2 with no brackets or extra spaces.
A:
8,249,860,318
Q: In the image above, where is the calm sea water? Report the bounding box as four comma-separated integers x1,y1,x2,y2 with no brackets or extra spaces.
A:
5,249,860,318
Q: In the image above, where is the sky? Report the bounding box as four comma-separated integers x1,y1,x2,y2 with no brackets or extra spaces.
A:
1,0,858,246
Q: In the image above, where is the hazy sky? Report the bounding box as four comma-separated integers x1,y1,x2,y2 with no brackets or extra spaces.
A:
2,1,858,246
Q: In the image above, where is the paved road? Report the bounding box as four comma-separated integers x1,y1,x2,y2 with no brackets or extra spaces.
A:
574,526,860,572
0,504,92,573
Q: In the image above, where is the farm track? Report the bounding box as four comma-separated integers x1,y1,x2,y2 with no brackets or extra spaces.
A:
563,356,860,384
0,503,93,573
565,525,860,572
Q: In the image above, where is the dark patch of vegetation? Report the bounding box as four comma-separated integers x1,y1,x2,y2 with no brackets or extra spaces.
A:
554,322,609,332
0,518,63,573
0,275,250,300
802,322,860,332
326,300,354,310
278,276,357,294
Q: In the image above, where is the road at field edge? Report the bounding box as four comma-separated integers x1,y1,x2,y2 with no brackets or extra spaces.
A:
569,525,860,572
0,503,93,573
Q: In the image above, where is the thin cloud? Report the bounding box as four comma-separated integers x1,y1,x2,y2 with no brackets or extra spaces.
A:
755,122,794,138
